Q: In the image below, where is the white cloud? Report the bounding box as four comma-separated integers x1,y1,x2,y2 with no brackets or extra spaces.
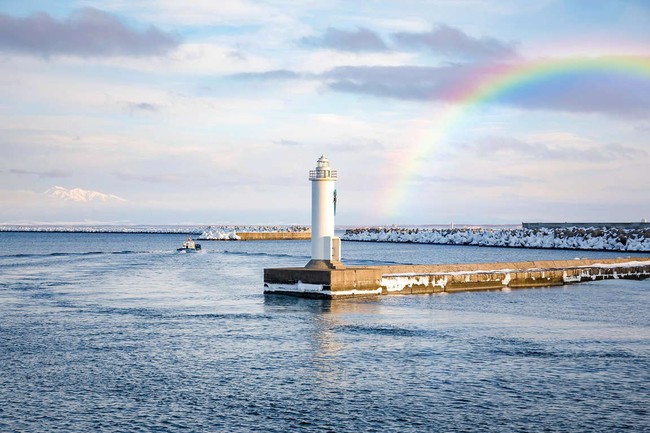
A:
101,42,277,75
296,50,416,74
79,0,279,26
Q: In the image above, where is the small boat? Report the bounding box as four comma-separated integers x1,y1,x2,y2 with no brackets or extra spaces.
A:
177,236,202,252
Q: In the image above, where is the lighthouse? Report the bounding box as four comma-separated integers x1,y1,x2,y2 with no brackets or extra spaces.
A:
306,155,344,269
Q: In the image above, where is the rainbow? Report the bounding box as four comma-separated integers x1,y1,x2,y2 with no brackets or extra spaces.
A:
382,55,650,218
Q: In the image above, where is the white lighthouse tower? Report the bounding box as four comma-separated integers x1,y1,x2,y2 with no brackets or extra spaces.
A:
306,155,344,269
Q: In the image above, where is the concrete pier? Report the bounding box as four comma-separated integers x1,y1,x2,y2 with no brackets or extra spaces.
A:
264,257,650,299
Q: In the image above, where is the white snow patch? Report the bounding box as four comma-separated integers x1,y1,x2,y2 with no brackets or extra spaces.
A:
581,261,650,269
263,282,381,297
562,271,581,283
432,276,449,289
330,288,382,297
264,280,325,293
198,227,241,240
380,275,430,292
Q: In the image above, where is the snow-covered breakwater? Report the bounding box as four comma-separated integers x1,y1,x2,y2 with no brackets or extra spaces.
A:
0,225,205,234
198,225,310,241
0,224,310,236
342,226,650,252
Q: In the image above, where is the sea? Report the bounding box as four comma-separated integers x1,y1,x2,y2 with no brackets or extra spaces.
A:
1,231,649,432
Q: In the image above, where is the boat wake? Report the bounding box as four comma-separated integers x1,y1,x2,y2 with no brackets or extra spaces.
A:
221,250,310,260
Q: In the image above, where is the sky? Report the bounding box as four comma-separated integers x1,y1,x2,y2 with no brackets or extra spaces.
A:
0,0,649,226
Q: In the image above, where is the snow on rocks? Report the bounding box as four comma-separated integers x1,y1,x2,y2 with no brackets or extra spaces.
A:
198,227,241,240
0,225,205,234
342,226,650,252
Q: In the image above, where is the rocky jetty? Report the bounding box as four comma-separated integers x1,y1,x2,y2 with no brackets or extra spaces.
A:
342,226,650,252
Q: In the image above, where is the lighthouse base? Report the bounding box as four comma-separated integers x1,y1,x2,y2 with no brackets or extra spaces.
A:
304,259,346,270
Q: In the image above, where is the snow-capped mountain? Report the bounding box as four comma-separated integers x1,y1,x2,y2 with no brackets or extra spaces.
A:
44,186,125,203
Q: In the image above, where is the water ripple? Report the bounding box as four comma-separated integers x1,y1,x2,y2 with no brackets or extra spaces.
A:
1,232,649,432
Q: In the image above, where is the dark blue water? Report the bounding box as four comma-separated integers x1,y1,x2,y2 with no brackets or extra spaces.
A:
1,232,649,432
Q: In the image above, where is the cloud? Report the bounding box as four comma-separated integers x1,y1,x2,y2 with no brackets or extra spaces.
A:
392,24,518,60
0,8,180,58
321,61,650,117
327,139,388,152
224,11,646,119
107,0,281,27
45,186,126,203
232,69,304,80
498,69,650,117
273,139,303,147
411,174,535,187
299,25,514,58
232,56,650,118
461,136,647,162
301,27,388,52
4,168,70,178
111,172,191,184
324,65,451,100
127,102,159,114
228,49,246,60
272,137,386,152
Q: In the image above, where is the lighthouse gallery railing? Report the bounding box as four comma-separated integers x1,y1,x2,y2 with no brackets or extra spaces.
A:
309,170,338,180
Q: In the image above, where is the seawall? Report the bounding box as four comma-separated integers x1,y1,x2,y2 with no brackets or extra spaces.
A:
523,222,650,229
237,232,311,241
264,257,650,299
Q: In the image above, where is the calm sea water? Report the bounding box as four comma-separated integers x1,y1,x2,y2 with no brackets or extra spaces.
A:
1,232,649,432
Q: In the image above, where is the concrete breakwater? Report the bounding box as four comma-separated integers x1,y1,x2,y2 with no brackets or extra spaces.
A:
234,232,311,240
198,225,310,241
0,224,313,236
264,257,650,299
342,226,650,252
